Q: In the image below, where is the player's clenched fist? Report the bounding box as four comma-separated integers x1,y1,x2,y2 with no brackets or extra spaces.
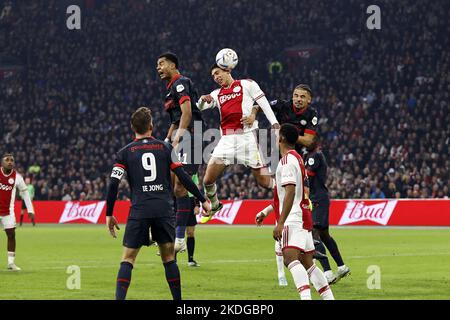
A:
106,216,120,238
255,211,266,226
200,94,213,103
201,200,212,216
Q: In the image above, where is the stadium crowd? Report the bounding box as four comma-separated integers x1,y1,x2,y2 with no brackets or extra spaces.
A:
0,0,448,201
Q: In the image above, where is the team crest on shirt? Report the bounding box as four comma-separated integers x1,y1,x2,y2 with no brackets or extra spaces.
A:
300,120,307,126
312,117,318,125
176,84,185,92
8,178,14,185
233,86,241,93
308,158,315,166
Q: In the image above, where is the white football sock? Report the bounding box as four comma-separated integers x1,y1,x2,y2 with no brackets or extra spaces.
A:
307,264,335,300
288,260,311,300
7,252,15,265
276,253,285,279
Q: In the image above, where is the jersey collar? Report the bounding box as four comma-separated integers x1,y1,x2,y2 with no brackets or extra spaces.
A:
0,167,13,177
166,74,182,89
134,136,155,142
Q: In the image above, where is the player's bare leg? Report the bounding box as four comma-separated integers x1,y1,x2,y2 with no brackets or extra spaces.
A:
200,158,227,223
299,251,335,300
283,248,311,300
251,167,275,189
5,228,20,271
158,242,182,300
173,176,189,253
115,247,140,300
19,210,24,226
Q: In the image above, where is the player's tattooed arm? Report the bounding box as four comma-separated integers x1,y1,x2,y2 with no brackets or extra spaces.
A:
241,105,259,127
165,123,176,143
173,100,192,148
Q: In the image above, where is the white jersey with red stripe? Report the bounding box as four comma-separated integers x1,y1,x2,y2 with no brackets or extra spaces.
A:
0,168,28,216
198,79,278,134
275,150,313,229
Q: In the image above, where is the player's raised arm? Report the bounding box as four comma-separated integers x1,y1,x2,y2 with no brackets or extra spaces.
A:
197,91,218,111
166,144,211,214
17,174,34,215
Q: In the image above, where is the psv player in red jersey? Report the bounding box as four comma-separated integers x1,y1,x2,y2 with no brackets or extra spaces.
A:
0,153,34,271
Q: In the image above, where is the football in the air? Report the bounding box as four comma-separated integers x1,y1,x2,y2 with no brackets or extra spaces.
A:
215,48,239,70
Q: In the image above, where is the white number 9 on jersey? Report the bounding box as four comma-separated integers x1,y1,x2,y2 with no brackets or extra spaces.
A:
141,153,157,182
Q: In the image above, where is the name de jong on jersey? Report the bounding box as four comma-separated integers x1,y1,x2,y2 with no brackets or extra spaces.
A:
111,137,182,219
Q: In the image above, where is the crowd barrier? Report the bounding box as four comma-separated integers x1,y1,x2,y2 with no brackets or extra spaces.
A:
13,199,450,226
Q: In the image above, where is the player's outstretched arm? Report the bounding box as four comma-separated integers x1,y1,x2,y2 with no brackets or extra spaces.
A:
255,204,274,226
197,94,216,111
245,80,279,129
257,96,280,129
172,166,211,214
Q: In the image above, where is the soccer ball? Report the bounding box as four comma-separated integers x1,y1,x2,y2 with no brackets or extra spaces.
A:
215,48,239,70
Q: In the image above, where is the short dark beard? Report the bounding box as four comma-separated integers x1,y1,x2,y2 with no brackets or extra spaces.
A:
1,166,12,175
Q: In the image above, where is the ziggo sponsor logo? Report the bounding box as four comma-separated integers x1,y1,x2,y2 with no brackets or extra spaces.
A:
0,183,13,191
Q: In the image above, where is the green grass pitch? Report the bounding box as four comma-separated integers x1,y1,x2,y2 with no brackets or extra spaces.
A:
0,225,449,300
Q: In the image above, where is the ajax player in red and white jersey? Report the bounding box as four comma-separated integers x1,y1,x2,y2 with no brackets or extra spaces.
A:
269,124,334,300
0,153,34,271
197,63,280,223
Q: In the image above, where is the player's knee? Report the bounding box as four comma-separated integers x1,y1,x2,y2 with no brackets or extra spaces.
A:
121,258,136,265
203,176,215,186
186,227,195,237
283,256,295,267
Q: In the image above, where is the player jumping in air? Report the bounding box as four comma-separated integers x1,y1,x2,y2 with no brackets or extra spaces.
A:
105,107,211,300
197,63,280,223
156,52,205,253
305,136,350,284
0,153,35,271
272,124,334,300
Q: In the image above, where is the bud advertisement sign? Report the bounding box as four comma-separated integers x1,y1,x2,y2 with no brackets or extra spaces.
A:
13,199,450,226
